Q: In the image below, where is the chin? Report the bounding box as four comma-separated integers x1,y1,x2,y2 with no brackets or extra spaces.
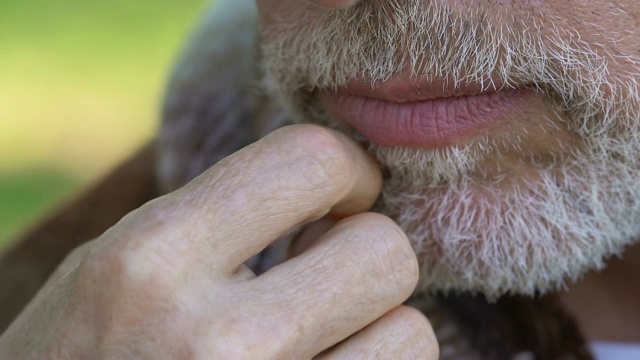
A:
370,144,640,299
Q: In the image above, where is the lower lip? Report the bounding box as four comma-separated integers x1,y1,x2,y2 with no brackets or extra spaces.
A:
318,89,536,148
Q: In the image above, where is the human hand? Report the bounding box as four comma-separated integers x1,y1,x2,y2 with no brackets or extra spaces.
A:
0,125,438,359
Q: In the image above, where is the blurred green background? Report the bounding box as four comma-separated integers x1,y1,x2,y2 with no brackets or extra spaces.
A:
0,0,209,250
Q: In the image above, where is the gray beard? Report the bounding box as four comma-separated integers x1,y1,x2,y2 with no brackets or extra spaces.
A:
260,0,640,298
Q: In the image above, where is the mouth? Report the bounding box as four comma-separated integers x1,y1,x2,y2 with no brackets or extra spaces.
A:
317,78,538,148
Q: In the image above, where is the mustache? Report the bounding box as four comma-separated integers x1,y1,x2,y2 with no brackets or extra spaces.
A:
261,0,637,136
264,0,601,85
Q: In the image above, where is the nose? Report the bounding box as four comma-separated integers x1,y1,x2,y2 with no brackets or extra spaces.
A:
307,0,360,9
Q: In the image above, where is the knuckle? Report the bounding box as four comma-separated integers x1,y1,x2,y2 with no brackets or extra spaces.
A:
101,198,177,252
350,213,419,287
273,124,353,185
76,247,122,294
394,307,440,359
395,306,433,337
80,243,121,279
88,201,185,286
273,124,343,151
82,236,176,294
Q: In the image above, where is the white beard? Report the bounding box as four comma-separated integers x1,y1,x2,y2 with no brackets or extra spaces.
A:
260,0,640,298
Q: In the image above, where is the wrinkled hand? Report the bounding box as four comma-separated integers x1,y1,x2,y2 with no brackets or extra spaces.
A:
0,125,438,359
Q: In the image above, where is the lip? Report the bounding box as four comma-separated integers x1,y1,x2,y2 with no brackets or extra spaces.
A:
317,78,536,148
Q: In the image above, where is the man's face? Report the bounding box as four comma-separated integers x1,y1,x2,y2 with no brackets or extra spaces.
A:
255,0,640,297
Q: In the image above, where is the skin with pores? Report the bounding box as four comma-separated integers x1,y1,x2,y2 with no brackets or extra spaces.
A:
0,0,639,357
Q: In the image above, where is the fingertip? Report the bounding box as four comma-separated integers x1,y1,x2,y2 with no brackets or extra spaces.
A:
267,124,383,217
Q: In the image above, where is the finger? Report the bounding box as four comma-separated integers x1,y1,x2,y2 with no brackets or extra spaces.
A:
36,240,95,297
288,215,337,258
129,124,382,274
316,306,439,360
251,212,419,359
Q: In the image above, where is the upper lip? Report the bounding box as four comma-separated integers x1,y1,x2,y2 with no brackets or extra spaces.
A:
336,77,509,103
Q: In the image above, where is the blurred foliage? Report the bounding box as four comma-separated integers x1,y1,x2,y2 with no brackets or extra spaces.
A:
0,0,209,248
0,169,79,246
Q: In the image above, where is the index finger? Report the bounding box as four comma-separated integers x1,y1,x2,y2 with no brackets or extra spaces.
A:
141,124,382,274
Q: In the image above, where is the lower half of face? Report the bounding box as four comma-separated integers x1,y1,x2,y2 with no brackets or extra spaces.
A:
257,0,640,298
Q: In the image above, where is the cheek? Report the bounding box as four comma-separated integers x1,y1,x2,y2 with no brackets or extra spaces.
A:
256,0,313,27
546,1,640,54
540,1,640,101
255,0,286,26
256,0,337,33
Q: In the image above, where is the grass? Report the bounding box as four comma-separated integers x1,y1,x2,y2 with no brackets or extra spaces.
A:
0,0,209,248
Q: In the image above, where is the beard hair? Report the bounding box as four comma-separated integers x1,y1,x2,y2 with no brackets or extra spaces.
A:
260,0,640,298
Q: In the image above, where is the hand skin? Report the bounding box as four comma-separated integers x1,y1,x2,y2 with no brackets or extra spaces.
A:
0,125,439,359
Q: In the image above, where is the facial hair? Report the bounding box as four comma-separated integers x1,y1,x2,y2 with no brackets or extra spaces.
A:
260,0,640,298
